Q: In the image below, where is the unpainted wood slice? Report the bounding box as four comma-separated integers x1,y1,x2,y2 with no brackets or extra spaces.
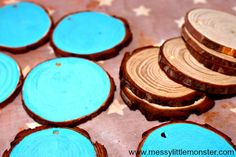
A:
0,53,23,108
185,8,236,57
3,126,107,157
120,46,204,107
0,2,53,53
120,86,214,122
159,37,236,94
182,26,236,76
137,121,236,157
51,11,132,61
22,57,115,127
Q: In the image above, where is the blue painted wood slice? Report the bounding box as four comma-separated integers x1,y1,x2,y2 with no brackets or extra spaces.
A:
52,11,132,60
22,57,114,126
5,127,107,157
0,2,52,53
0,53,21,107
139,122,236,157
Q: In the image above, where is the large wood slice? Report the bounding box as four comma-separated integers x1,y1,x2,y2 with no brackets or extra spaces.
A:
51,11,132,61
121,87,214,121
120,46,204,107
3,126,107,157
185,8,236,57
182,26,236,76
0,2,53,53
137,121,236,157
159,38,236,95
22,57,115,127
0,53,22,108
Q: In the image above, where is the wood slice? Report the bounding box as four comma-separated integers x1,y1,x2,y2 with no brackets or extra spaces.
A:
120,86,214,122
185,8,236,57
3,126,107,157
51,11,132,61
120,46,204,107
0,53,22,108
159,37,236,94
137,121,236,157
0,2,53,53
182,26,236,76
22,57,115,127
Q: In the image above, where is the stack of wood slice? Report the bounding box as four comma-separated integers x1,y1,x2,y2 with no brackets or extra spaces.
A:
120,8,236,121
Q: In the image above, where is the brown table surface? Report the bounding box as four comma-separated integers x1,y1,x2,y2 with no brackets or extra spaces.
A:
0,0,236,156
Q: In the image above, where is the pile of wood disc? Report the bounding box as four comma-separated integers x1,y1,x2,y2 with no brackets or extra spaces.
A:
120,8,236,121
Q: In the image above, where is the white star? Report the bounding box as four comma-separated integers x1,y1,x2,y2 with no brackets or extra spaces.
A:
230,108,236,113
107,99,126,115
3,0,18,5
232,6,236,12
26,122,41,129
154,39,165,47
47,7,55,16
133,5,151,16
22,65,31,77
193,0,207,4
47,46,54,55
97,0,113,6
175,17,184,28
97,60,105,65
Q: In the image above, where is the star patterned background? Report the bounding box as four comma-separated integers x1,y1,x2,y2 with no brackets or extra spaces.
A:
0,0,236,156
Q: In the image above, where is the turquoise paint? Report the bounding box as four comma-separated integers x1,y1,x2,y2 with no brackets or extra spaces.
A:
0,2,51,48
10,128,96,157
142,123,235,157
53,11,126,54
0,53,20,104
23,57,111,122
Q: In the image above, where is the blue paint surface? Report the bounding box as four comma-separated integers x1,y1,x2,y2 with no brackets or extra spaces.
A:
0,53,20,104
142,123,235,157
0,2,51,48
10,128,96,157
23,57,111,122
53,11,126,54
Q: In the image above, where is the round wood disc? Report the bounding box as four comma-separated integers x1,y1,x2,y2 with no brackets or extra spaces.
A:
51,11,132,61
182,26,236,76
185,8,236,57
3,126,107,157
0,2,52,53
0,53,22,108
159,38,236,94
121,86,214,121
138,121,236,157
22,57,115,126
120,46,203,107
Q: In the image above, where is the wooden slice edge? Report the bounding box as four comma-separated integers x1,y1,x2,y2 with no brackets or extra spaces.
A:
137,121,236,157
185,9,236,58
50,11,133,61
3,126,108,157
181,26,236,76
21,59,116,127
120,86,214,122
0,2,54,54
119,46,205,107
159,37,236,95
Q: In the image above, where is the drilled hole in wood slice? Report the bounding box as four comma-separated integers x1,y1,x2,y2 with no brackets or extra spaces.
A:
55,62,61,67
53,130,59,135
161,38,236,94
161,132,167,138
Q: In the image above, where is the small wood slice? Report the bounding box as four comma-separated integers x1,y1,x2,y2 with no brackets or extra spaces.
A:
137,121,236,157
182,26,236,76
159,37,236,95
185,8,236,57
3,126,107,157
22,57,115,127
51,11,132,61
0,53,22,108
0,2,53,53
120,87,214,122
120,46,204,107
